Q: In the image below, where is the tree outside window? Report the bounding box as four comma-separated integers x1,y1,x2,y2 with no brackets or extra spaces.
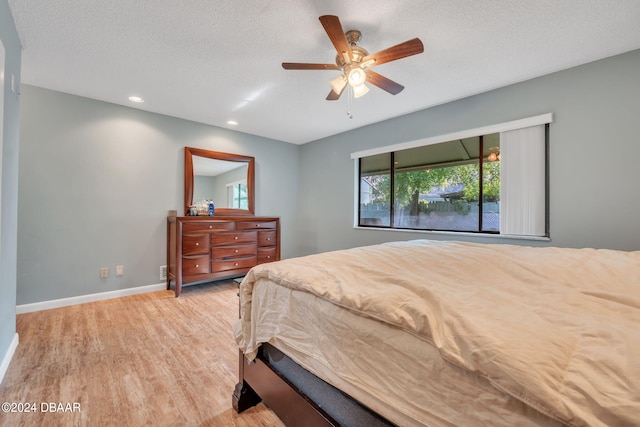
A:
359,134,501,232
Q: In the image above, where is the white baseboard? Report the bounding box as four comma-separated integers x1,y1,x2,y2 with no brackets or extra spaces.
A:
16,283,168,314
0,333,19,385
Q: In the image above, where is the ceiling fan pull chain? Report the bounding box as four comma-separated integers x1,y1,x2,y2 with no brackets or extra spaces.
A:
347,85,354,119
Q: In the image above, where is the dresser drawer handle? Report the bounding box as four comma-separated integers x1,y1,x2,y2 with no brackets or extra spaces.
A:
195,264,199,268
234,249,239,253
234,262,239,266
266,256,271,259
209,225,213,229
234,236,238,240
266,237,271,241
257,224,261,227
195,243,199,246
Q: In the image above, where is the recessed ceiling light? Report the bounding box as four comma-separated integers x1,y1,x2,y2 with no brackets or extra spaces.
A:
227,120,239,126
128,96,144,103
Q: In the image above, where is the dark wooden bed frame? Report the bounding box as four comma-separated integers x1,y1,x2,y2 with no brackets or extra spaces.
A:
232,344,394,426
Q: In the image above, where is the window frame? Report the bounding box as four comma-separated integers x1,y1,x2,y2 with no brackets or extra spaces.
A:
352,114,553,239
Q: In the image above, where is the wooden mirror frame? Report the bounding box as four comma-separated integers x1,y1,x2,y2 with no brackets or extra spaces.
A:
184,147,255,216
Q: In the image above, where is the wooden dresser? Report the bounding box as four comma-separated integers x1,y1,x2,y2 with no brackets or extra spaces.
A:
167,213,280,297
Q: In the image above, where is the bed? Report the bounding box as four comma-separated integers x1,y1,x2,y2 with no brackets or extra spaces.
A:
232,239,640,426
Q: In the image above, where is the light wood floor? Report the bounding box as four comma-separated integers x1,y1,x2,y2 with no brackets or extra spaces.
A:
0,281,285,427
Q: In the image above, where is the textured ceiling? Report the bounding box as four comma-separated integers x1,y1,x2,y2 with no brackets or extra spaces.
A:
8,0,640,144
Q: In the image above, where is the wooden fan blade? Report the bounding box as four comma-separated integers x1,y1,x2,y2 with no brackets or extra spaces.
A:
326,89,342,101
362,38,424,66
282,62,341,70
319,15,353,59
365,70,404,95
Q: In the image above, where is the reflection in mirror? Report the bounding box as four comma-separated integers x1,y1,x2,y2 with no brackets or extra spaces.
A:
184,147,255,216
192,158,248,209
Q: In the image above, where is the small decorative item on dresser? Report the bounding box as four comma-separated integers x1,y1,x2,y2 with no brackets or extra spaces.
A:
189,205,197,216
208,201,215,216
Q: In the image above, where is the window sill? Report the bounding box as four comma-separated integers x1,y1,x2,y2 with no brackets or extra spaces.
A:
353,226,551,242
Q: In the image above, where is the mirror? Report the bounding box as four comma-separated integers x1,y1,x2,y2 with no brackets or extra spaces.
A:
184,147,255,216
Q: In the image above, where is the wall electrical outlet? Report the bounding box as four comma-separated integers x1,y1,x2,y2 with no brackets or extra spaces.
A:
160,265,167,281
100,268,109,279
116,265,124,276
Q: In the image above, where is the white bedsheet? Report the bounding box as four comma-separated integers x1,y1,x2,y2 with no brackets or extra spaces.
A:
234,240,640,426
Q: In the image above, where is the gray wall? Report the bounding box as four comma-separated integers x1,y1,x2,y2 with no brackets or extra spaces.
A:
297,49,640,255
0,0,21,370
17,86,299,304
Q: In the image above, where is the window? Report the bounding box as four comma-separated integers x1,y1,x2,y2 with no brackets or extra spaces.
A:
353,114,551,237
227,182,248,209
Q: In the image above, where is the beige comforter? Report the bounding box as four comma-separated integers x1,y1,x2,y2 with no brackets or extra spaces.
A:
235,240,640,426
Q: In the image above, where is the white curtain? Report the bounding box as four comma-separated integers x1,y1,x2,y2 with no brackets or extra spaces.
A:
500,125,546,236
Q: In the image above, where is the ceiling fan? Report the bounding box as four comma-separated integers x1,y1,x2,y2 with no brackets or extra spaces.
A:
282,15,424,101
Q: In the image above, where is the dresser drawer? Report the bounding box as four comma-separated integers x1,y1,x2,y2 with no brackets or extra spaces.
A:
212,244,257,260
182,255,210,276
211,231,257,246
258,247,277,264
258,230,277,247
236,221,277,230
182,234,210,255
182,221,235,233
211,256,257,272
170,215,280,297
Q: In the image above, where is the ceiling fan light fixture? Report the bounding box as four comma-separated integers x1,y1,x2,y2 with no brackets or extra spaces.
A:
353,82,369,98
330,74,347,94
347,66,366,87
